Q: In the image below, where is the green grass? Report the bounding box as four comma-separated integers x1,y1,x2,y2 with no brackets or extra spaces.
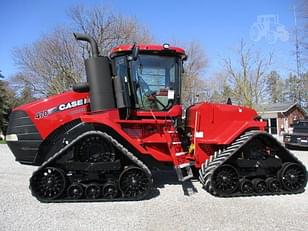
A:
0,140,6,144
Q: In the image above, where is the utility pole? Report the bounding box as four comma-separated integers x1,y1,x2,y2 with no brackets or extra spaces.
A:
293,6,302,105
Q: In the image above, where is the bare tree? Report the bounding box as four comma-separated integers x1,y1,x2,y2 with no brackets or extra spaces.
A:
181,41,208,108
207,72,233,103
68,5,153,57
13,28,84,96
12,5,153,96
222,41,273,108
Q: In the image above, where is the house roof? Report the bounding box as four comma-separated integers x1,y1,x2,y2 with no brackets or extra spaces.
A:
258,102,307,116
260,103,298,113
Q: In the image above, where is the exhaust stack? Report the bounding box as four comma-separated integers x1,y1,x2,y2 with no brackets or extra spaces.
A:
74,33,115,112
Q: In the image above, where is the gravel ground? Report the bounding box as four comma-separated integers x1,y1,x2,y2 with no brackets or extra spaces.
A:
0,144,307,231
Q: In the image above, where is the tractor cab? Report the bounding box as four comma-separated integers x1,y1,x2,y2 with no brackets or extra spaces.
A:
110,44,186,117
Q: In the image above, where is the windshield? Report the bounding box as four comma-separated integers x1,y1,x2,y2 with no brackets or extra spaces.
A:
294,121,308,133
130,55,180,110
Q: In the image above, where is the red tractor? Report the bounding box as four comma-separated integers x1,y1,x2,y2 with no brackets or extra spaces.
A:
6,33,307,202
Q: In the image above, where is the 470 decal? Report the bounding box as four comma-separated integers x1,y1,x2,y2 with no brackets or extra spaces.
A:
35,98,90,119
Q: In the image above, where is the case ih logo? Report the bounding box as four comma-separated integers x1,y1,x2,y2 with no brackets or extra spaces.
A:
35,98,90,119
58,98,89,111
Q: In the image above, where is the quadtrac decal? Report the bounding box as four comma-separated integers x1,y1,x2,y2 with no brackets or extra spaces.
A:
35,98,90,119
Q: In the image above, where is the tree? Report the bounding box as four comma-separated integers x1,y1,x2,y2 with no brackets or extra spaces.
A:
222,41,273,108
207,72,233,103
266,71,284,103
0,71,16,135
69,5,153,57
181,41,208,108
13,5,153,96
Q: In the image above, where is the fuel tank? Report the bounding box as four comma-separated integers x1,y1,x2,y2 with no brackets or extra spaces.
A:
186,102,266,145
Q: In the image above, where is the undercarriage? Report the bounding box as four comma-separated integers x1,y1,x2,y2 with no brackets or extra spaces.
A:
30,131,153,202
199,131,307,197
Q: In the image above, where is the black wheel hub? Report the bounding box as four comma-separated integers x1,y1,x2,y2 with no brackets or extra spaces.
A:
67,183,84,199
240,179,253,193
212,164,239,195
266,177,280,192
252,178,266,193
119,167,152,199
85,183,101,199
279,163,307,192
102,181,118,199
30,167,66,200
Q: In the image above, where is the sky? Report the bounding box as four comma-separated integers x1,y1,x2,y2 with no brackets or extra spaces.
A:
0,0,301,80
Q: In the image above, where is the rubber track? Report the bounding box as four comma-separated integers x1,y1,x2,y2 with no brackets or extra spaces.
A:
30,130,153,203
199,130,307,197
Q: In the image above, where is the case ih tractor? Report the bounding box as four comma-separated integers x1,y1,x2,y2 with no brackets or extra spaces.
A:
6,33,307,202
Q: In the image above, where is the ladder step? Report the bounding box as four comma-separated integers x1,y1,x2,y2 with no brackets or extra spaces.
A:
181,175,194,181
178,162,191,168
167,130,178,134
175,163,194,182
175,152,187,157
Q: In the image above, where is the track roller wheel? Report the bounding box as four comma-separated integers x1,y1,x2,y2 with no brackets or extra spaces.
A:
85,183,101,199
279,162,307,192
30,167,66,200
119,166,152,199
211,164,239,195
265,177,280,192
67,183,84,199
102,181,118,199
252,178,267,193
239,179,253,193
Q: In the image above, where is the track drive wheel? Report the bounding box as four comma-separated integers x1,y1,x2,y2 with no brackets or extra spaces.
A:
119,166,152,199
279,162,307,192
211,164,239,195
74,135,116,162
30,167,66,200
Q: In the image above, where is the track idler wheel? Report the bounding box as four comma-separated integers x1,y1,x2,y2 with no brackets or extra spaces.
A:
239,179,253,193
119,166,152,199
211,164,239,195
30,167,66,200
279,162,307,192
67,183,84,199
85,183,101,199
266,177,280,192
252,178,267,193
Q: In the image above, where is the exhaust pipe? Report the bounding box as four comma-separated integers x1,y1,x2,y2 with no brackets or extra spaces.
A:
73,33,99,57
74,33,115,112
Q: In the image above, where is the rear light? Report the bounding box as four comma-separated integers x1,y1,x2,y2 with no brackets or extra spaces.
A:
284,135,291,142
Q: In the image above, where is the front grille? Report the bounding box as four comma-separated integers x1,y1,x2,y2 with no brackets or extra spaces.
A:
6,110,42,164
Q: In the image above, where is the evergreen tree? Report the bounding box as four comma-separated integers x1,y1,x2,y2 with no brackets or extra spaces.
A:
266,71,284,103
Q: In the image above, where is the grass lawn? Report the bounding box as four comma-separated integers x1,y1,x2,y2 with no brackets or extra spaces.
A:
0,140,6,144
